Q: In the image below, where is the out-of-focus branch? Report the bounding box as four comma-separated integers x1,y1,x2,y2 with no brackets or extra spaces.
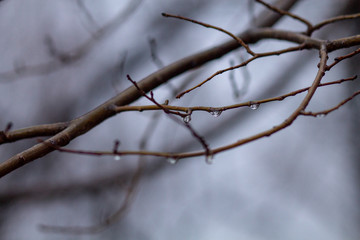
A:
76,0,99,29
0,0,143,81
39,158,144,235
255,0,312,31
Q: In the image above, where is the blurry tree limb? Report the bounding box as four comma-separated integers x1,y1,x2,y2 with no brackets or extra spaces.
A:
0,0,142,81
39,159,144,234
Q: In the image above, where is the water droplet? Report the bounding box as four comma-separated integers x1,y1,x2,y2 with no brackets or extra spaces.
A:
317,113,325,118
209,109,222,117
166,157,178,165
249,102,259,110
183,114,191,123
114,155,121,161
205,154,214,165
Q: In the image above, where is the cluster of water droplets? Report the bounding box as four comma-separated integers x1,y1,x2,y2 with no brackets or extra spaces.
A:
316,113,326,118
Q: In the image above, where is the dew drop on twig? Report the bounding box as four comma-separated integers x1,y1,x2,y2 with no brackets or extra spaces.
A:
209,109,222,117
166,157,178,165
249,103,259,110
317,113,325,118
205,154,214,165
183,114,191,123
114,155,121,161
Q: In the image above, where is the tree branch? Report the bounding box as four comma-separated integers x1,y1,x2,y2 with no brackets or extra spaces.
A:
0,0,333,178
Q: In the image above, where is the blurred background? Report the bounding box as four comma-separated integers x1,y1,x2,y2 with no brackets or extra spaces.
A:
0,0,359,239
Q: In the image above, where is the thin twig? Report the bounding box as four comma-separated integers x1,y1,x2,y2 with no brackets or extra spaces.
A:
254,0,313,33
301,89,360,117
311,13,360,34
114,76,357,114
127,75,211,157
162,13,256,56
326,47,360,70
176,43,306,98
127,75,186,118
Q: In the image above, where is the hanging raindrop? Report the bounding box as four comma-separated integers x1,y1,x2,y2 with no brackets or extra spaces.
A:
209,109,222,117
183,115,191,123
183,109,193,123
114,155,121,161
166,157,178,165
205,154,214,165
317,113,325,118
249,103,259,110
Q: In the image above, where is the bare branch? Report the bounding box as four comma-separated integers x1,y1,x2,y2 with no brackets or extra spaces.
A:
162,12,256,56
301,89,360,117
38,52,346,162
254,0,313,32
176,42,307,98
326,47,360,70
0,122,70,144
112,76,357,115
127,75,211,159
311,12,360,33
